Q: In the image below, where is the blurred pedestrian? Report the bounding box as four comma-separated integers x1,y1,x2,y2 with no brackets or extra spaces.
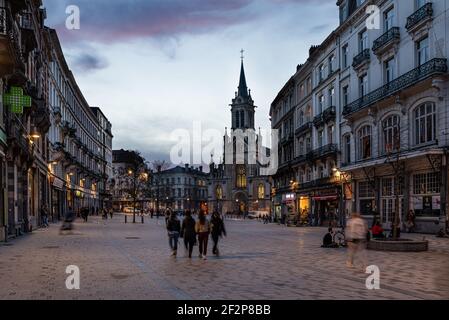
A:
166,212,181,257
41,205,49,228
195,211,210,260
60,206,75,233
181,210,196,259
406,210,416,233
346,212,368,269
211,212,226,256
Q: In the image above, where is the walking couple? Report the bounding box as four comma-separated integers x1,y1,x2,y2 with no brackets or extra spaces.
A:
166,211,226,260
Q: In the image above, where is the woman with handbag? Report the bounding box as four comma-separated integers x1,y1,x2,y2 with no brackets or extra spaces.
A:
195,211,211,260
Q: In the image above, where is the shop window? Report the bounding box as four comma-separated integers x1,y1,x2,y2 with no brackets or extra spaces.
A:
258,184,265,200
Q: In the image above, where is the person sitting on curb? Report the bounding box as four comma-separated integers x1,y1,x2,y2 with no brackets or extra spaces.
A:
321,228,339,248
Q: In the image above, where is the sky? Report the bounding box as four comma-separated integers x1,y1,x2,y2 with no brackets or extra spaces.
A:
43,0,338,166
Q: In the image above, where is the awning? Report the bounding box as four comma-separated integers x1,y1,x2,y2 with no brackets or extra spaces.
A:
313,195,338,201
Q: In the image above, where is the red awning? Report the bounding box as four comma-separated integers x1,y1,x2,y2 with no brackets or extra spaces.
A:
313,195,338,201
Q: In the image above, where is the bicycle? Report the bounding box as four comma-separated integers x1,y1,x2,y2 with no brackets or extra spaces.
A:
333,227,347,247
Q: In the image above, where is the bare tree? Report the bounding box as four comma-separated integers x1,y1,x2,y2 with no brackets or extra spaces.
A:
117,151,149,223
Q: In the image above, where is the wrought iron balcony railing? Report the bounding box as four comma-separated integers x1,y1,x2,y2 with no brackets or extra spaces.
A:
306,144,338,161
406,2,433,31
313,106,336,127
352,49,370,69
343,58,447,116
372,27,400,54
295,121,312,136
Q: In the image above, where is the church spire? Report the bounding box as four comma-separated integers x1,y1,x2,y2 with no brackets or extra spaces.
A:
238,49,249,99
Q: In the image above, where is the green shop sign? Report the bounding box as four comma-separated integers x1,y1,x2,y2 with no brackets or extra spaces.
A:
3,87,31,114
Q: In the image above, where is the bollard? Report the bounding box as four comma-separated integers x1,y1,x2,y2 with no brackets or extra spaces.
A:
141,215,144,224
125,215,127,224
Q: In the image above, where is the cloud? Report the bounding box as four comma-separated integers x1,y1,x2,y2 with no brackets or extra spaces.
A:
43,0,327,44
71,53,109,72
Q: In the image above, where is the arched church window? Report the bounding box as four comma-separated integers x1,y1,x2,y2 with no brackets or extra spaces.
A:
258,184,265,200
236,166,247,188
216,185,223,200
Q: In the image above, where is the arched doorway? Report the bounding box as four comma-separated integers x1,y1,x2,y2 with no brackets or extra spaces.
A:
234,192,248,215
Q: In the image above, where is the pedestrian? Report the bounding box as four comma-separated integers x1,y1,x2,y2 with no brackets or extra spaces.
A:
195,210,211,260
109,208,113,219
210,211,226,256
165,208,171,224
180,210,196,259
60,206,75,233
166,212,181,257
345,212,368,270
405,210,416,233
41,205,49,228
150,208,154,219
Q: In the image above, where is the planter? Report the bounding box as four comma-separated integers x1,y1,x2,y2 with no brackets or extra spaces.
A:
367,239,429,252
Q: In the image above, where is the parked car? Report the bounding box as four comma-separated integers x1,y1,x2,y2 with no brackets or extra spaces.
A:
248,211,269,219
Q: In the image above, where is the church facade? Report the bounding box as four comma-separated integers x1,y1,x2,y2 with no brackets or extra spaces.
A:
208,59,272,215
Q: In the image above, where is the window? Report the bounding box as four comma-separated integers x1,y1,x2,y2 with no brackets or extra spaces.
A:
299,141,304,156
236,166,247,188
343,134,351,164
359,74,368,97
328,87,335,107
384,7,395,31
417,37,429,66
299,110,304,126
258,184,265,200
384,57,395,84
342,45,349,68
382,115,400,154
306,136,312,153
236,111,240,128
359,29,368,52
359,181,374,198
416,0,428,9
328,125,335,145
342,85,349,106
318,95,325,114
318,129,324,147
413,172,440,194
306,168,312,182
319,64,325,82
328,55,335,74
414,102,436,145
216,185,223,200
358,125,372,160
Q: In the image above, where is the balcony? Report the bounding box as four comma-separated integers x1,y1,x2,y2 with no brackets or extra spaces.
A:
307,144,338,161
19,12,37,55
0,6,26,77
61,121,77,138
313,106,336,128
406,3,433,33
343,58,447,117
295,122,312,136
33,101,51,134
352,49,370,71
372,27,400,57
6,116,33,161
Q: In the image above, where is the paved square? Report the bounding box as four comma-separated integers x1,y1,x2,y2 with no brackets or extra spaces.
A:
0,215,448,300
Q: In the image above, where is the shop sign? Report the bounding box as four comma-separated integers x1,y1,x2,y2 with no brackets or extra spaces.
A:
3,87,31,114
432,196,441,210
53,177,65,190
423,196,432,211
282,193,296,202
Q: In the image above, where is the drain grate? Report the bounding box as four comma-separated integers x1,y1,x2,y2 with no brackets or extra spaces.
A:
1,243,13,247
111,274,130,280
125,237,140,240
42,246,60,249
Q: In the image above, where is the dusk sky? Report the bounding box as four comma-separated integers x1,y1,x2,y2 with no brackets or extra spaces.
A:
43,0,338,165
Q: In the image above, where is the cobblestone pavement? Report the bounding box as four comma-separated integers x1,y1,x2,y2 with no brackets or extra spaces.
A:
0,214,448,300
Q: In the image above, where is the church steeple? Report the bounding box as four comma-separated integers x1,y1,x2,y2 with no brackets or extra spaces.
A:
230,50,256,131
238,60,249,99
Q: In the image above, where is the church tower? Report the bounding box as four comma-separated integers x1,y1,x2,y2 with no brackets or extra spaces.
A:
231,51,256,131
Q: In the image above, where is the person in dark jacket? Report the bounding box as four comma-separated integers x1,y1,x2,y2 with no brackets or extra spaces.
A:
180,210,196,258
210,211,227,256
166,212,181,256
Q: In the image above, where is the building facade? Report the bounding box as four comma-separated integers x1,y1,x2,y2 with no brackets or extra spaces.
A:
271,0,449,233
149,164,209,214
46,29,112,219
208,60,272,216
0,0,51,239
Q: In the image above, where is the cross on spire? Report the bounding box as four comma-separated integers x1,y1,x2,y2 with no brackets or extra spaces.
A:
240,49,244,62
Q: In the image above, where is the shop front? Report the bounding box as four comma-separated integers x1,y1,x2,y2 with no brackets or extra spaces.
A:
312,188,339,227
273,195,282,222
297,195,310,225
50,176,65,221
282,193,296,224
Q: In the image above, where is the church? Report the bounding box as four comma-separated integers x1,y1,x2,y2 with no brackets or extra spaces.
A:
208,56,272,216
